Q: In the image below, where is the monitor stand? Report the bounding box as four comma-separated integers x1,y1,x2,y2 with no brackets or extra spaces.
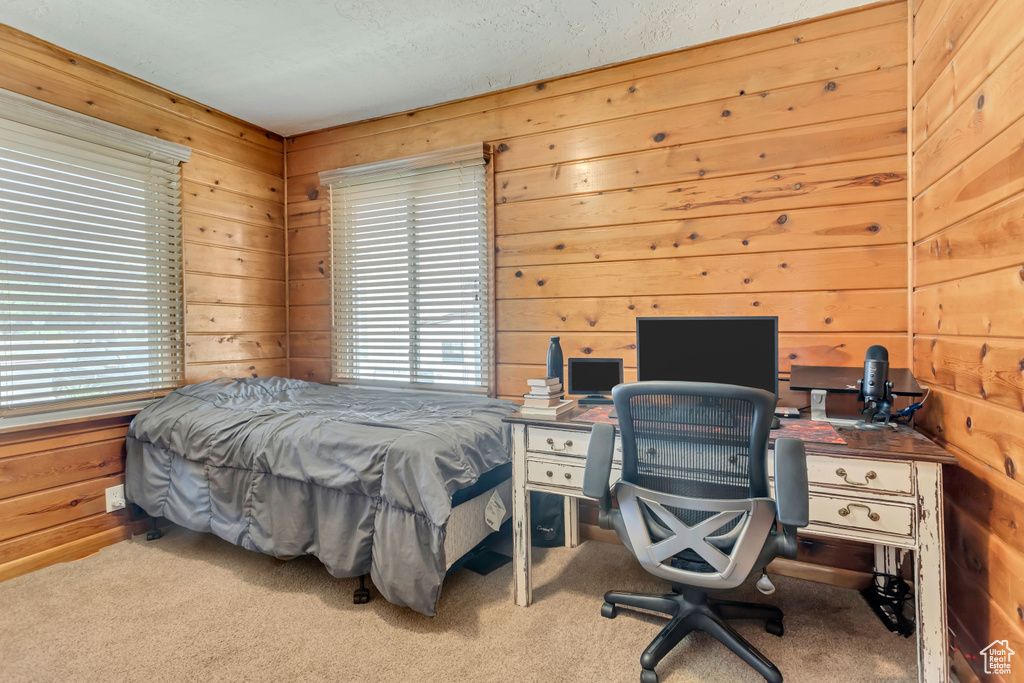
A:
810,389,867,427
578,395,612,406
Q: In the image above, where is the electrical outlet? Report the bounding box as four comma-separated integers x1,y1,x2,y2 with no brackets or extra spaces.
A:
105,484,126,513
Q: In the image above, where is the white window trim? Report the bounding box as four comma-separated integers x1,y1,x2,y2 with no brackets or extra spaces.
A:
0,398,159,435
0,88,191,165
319,143,481,186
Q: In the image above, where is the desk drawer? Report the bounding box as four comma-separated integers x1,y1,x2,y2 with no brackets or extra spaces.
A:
527,426,622,461
526,458,622,489
527,460,586,488
808,493,914,539
807,455,913,495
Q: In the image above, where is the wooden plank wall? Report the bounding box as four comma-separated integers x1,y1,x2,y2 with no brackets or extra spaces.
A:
910,0,1024,678
0,417,132,580
0,24,286,579
285,1,910,408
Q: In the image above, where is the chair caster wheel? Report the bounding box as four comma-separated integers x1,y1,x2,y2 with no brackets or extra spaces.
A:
146,529,163,541
640,668,658,683
353,588,370,605
601,602,617,619
766,618,784,637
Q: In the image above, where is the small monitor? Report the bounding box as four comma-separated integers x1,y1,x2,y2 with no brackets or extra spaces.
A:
636,317,778,396
568,358,623,404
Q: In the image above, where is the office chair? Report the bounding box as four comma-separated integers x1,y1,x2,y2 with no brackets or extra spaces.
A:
583,381,809,683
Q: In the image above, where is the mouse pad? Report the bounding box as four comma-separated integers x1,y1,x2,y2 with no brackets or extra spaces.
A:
572,406,846,445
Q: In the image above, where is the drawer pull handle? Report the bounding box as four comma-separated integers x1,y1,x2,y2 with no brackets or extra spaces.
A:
546,437,573,451
545,470,553,477
838,503,880,522
564,472,572,480
835,468,877,487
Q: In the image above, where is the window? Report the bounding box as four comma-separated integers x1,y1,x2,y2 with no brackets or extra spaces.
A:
320,144,492,392
0,90,190,418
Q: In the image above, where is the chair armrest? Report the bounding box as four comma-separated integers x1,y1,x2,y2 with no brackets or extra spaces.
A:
583,423,616,529
774,437,809,527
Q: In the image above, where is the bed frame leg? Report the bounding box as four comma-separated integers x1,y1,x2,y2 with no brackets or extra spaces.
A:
353,574,371,604
146,517,163,541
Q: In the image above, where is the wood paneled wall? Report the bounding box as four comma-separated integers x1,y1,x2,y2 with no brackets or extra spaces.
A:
0,24,285,579
0,417,132,580
911,0,1024,677
285,2,910,408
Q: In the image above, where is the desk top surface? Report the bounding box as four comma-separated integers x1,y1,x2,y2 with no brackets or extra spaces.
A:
503,408,957,465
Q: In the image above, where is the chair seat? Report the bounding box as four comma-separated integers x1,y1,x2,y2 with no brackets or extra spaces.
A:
667,530,786,576
669,549,715,573
618,504,787,578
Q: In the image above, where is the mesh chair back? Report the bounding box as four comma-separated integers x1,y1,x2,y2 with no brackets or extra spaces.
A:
615,381,775,535
609,382,782,588
616,381,775,498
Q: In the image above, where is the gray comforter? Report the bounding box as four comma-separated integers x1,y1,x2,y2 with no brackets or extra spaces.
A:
125,377,517,615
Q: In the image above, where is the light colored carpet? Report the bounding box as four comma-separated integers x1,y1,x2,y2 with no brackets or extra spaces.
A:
0,527,916,682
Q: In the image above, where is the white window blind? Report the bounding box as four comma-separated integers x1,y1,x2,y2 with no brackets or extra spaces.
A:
320,144,491,392
0,91,189,418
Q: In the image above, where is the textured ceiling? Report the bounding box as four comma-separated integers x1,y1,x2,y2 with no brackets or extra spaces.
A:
1,0,870,136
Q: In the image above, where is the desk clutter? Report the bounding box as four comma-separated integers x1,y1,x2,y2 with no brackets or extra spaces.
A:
520,377,575,418
572,405,846,445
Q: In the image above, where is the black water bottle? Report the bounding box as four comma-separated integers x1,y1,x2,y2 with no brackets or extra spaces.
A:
546,336,563,397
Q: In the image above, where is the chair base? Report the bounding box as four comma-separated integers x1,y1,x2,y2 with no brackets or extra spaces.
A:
602,587,785,683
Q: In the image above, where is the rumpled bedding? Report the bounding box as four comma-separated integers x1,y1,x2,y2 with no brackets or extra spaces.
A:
125,377,517,615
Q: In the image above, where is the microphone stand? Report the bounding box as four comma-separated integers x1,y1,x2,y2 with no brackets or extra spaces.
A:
858,378,895,425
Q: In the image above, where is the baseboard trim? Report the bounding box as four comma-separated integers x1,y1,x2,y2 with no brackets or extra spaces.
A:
0,526,129,583
580,523,621,545
765,557,872,590
950,646,980,683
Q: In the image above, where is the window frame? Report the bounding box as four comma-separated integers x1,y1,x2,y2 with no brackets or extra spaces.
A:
0,89,190,423
320,143,496,395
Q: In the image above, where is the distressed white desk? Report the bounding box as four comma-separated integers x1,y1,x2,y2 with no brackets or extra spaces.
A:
503,409,957,683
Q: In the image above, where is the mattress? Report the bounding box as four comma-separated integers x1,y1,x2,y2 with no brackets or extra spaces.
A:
444,477,513,571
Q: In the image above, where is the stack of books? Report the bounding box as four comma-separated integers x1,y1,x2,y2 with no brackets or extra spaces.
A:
519,377,575,418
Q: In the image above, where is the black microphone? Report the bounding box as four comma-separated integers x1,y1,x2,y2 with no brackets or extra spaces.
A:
862,345,889,402
859,344,894,424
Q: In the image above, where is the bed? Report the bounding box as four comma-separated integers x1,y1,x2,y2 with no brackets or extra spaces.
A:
125,377,519,616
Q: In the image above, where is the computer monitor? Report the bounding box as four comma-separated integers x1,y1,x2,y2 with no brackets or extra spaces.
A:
568,357,623,404
636,316,779,396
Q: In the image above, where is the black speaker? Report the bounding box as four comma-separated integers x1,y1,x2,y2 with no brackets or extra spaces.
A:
529,491,565,547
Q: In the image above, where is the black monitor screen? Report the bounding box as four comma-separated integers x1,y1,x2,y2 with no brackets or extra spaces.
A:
568,358,623,395
636,317,778,395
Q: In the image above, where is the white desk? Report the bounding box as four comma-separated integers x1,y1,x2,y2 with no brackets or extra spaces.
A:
503,410,957,683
